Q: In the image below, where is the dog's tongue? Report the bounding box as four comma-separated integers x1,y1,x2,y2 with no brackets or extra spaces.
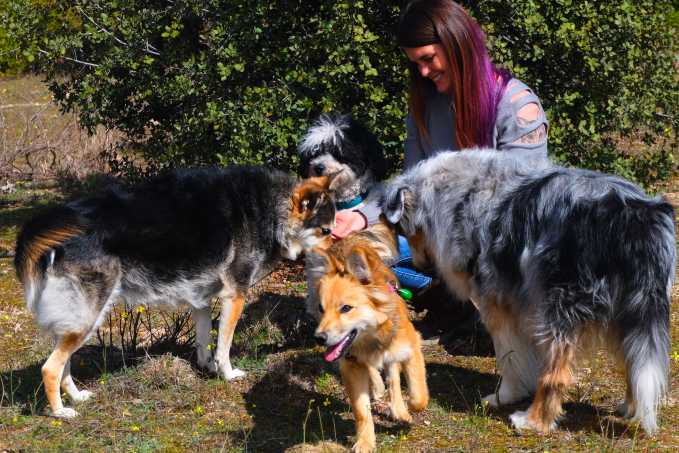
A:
324,334,351,362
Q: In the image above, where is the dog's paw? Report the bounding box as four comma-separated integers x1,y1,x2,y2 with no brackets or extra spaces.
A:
71,389,93,402
52,407,79,419
390,407,413,424
615,400,634,419
370,381,385,400
352,438,376,453
509,410,531,430
509,410,556,432
198,357,216,372
482,393,501,408
223,368,246,381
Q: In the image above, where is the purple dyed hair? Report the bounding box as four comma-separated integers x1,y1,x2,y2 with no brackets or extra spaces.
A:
397,0,510,149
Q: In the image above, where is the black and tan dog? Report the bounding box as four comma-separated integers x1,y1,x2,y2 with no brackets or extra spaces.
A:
14,166,336,418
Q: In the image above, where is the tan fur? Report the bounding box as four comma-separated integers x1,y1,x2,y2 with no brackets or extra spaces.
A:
315,243,428,453
17,226,83,283
42,332,86,417
526,344,575,431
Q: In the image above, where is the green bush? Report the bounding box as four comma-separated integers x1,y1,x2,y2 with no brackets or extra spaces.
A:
468,0,679,185
5,0,678,185
0,1,80,75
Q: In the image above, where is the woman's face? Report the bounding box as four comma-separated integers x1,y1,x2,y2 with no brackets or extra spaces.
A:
404,44,452,94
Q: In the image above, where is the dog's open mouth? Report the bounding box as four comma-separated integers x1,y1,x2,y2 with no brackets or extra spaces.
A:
323,329,357,362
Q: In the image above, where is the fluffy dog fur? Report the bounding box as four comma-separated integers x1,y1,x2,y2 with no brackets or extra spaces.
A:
298,113,387,207
308,241,429,453
14,166,336,418
382,149,675,434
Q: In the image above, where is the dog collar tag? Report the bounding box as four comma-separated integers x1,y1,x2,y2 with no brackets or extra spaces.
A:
388,282,413,300
397,288,413,300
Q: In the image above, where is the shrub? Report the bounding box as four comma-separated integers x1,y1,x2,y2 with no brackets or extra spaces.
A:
5,0,678,185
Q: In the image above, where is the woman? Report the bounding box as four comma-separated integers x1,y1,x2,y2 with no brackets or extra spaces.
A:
333,0,548,291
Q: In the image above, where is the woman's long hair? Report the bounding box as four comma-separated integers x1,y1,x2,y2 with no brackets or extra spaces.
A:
397,0,509,148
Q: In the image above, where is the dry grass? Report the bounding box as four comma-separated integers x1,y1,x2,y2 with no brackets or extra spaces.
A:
0,75,121,183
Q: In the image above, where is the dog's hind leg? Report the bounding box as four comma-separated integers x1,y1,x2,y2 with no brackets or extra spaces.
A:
340,359,375,453
192,306,215,371
510,342,574,432
404,346,429,413
214,292,246,380
43,332,87,418
60,357,93,403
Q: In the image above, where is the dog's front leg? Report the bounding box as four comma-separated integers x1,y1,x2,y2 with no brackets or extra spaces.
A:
214,293,246,380
340,359,375,453
368,365,385,400
386,362,411,423
192,306,215,371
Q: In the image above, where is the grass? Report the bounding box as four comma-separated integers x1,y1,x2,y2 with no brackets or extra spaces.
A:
1,76,679,452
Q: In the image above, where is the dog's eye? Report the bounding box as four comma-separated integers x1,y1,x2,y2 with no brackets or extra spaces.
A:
321,227,331,235
318,303,324,314
340,305,353,314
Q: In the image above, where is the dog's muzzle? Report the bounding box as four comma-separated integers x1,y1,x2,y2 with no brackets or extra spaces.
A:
315,332,328,345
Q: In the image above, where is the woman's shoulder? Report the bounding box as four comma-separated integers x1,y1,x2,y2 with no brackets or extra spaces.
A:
494,77,548,155
498,77,535,105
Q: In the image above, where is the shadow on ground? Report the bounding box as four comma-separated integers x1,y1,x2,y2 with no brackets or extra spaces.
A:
0,340,194,415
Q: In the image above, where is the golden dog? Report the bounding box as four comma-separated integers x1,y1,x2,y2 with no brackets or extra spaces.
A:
307,236,428,453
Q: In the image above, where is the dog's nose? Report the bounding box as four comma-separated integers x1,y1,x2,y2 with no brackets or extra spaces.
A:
321,227,331,236
313,163,325,175
315,332,328,345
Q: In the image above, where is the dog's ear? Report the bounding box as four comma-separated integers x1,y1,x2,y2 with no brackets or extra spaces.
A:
382,184,409,224
292,178,328,214
345,246,383,285
324,170,344,193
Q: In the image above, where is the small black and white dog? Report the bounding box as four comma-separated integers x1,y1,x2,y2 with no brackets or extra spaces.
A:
14,166,336,418
298,113,387,211
383,149,675,434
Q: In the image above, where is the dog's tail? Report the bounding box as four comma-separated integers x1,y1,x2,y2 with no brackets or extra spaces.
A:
14,205,85,312
618,196,675,434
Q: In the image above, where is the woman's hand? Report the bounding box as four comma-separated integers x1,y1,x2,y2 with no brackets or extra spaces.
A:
331,210,367,240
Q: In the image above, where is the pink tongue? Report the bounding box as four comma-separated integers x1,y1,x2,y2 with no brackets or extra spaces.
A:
324,335,350,362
